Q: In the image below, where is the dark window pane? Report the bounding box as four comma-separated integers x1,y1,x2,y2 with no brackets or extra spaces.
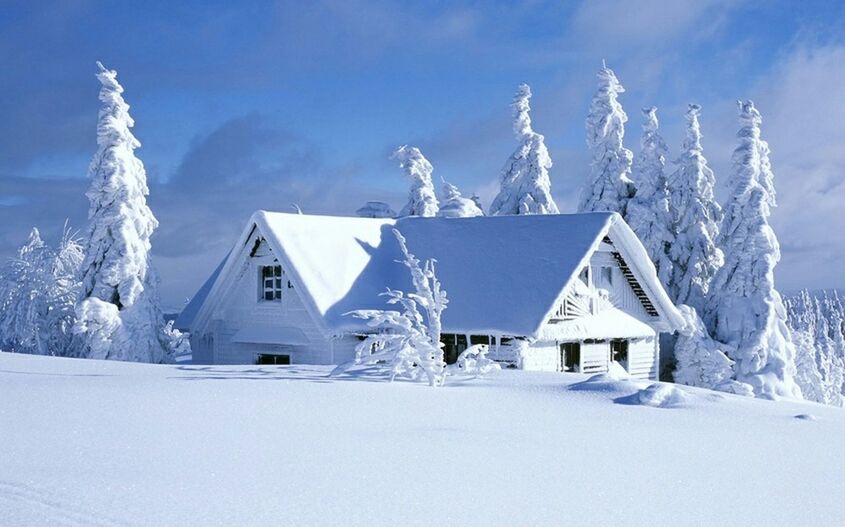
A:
274,265,282,276
275,290,282,300
262,266,273,278
276,279,282,288
264,291,273,301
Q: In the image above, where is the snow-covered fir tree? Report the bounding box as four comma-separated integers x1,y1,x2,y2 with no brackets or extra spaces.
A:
336,229,448,386
625,107,673,287
820,293,845,402
438,179,483,218
673,305,734,390
394,146,438,217
488,83,559,215
579,62,634,215
706,101,800,399
666,104,723,314
75,62,184,363
786,291,833,404
0,227,83,357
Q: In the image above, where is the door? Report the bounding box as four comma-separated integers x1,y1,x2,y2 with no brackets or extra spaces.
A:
609,339,628,370
560,342,581,372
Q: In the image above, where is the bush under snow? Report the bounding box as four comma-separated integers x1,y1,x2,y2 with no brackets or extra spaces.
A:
336,229,448,386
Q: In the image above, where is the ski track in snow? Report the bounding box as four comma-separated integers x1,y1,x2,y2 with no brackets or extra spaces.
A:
0,481,133,527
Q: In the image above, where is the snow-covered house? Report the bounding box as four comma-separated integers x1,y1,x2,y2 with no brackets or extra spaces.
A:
177,211,683,379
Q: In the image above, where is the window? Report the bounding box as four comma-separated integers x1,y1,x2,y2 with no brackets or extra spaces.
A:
440,334,468,364
601,266,613,287
610,339,628,365
260,265,283,301
256,353,290,365
561,342,581,372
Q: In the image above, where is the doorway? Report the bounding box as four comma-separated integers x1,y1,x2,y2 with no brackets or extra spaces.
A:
560,342,581,372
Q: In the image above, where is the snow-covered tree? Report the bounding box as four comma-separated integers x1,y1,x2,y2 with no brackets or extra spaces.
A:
0,227,83,357
394,145,438,217
785,291,844,406
579,62,634,215
336,229,448,386
706,100,801,400
356,201,396,219
438,179,483,218
489,84,559,216
75,62,184,363
667,104,723,314
626,107,673,287
673,305,734,390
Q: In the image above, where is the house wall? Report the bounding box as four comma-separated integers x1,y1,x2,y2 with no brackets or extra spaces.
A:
192,235,344,365
526,247,661,380
521,342,559,371
627,337,659,380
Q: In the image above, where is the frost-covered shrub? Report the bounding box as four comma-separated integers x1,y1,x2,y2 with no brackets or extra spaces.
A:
0,227,83,357
337,229,448,386
579,62,634,215
447,344,501,377
489,83,558,216
438,180,483,218
394,146,439,218
673,305,734,390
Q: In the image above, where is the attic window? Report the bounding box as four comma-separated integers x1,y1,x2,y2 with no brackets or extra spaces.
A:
260,265,283,301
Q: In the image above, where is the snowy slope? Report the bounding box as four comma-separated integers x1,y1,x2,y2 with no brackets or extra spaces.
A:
1,352,843,526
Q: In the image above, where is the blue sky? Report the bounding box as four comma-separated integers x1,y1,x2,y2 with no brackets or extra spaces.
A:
2,0,845,308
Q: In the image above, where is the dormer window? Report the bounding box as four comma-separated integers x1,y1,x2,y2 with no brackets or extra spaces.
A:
260,265,283,301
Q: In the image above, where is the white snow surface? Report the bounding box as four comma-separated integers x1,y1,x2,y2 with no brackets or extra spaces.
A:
2,352,843,526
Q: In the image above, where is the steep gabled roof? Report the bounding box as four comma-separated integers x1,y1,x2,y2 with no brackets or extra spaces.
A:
185,211,683,338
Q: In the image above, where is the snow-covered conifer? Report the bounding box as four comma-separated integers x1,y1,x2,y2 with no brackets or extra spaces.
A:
356,201,396,219
625,107,673,286
579,63,634,215
673,305,734,390
336,229,448,386
394,146,438,217
489,84,559,215
75,62,185,363
666,104,723,314
706,101,800,399
438,179,483,218
786,291,844,405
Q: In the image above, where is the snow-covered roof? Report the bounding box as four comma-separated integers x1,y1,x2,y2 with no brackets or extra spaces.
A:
186,211,683,338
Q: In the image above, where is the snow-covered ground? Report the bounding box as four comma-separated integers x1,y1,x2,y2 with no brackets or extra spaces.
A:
1,352,843,526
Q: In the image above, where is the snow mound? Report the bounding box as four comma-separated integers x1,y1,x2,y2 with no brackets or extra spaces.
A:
569,371,640,396
633,383,690,408
794,413,818,421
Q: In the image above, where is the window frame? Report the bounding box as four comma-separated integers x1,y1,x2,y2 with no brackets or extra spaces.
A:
259,264,284,302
